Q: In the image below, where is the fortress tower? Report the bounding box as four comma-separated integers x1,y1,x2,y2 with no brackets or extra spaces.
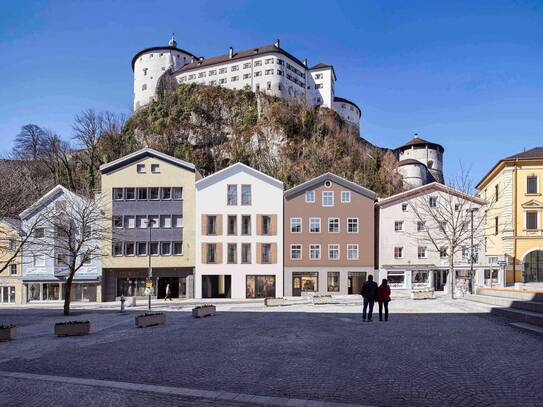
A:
132,35,196,110
396,134,444,188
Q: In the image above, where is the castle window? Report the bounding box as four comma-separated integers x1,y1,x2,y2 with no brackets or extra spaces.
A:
243,62,251,69
209,70,216,76
219,78,226,84
314,73,323,79
427,160,434,169
198,72,206,78
143,68,148,76
276,59,284,65
231,76,239,82
254,60,262,67
265,58,274,64
243,73,250,80
151,164,160,173
219,67,227,74
231,65,239,71
254,71,262,77
142,84,147,91
267,82,271,90
265,69,273,75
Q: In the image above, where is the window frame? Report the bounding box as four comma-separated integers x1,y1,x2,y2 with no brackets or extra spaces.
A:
305,191,315,203
328,217,340,233
290,217,302,233
341,191,351,203
347,244,359,260
328,244,340,260
227,184,238,206
290,244,302,260
309,244,321,260
309,217,321,233
322,191,334,207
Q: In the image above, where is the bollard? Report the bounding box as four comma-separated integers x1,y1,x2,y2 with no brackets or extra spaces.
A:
120,295,126,313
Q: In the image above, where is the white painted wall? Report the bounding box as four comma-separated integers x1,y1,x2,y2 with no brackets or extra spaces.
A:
308,67,334,108
332,99,360,125
195,164,284,299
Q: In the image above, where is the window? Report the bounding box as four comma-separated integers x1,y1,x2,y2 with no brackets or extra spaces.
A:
347,244,359,260
315,83,323,89
209,69,217,76
290,218,302,233
231,65,239,71
327,272,339,292
241,243,251,264
173,187,183,200
113,241,123,256
454,203,461,211
57,253,65,265
341,191,351,203
137,187,148,200
394,221,404,232
160,215,171,228
328,244,340,260
161,187,171,200
8,238,16,251
227,185,237,205
172,215,183,228
526,211,538,230
219,78,226,84
136,164,145,173
291,244,302,260
417,221,426,232
254,71,262,77
124,216,135,229
150,242,159,256
429,197,437,208
227,243,237,264
305,191,315,203
440,247,448,258
261,243,271,264
125,187,135,200
417,246,427,259
254,60,262,67
243,73,250,80
241,215,251,235
207,216,217,235
124,242,135,256
495,184,499,202
401,203,408,212
172,241,182,256
262,216,272,235
322,191,334,207
198,72,206,78
246,275,276,299
137,242,147,256
231,76,239,82
113,188,124,200
241,185,251,205
495,216,499,235
347,218,359,233
160,241,171,256
10,264,17,275
309,218,321,233
148,215,159,228
219,67,227,74
412,271,429,285
527,176,538,194
388,272,406,288
151,164,160,173
309,244,321,260
142,84,147,91
267,81,272,90
394,247,404,259
227,215,237,235
243,62,251,69
113,216,123,229
328,218,340,233
149,187,159,200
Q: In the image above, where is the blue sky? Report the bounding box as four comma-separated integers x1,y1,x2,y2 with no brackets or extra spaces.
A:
1,0,542,184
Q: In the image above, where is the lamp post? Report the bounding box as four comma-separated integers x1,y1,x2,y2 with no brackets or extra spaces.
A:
467,207,479,294
147,218,155,311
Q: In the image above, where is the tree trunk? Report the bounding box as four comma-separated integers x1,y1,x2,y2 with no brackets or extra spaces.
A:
448,251,455,300
63,271,75,316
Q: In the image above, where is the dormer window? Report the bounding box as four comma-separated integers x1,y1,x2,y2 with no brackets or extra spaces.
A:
305,191,315,203
151,164,160,173
136,164,145,173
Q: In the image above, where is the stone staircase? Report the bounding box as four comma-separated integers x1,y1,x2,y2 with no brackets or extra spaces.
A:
464,288,543,337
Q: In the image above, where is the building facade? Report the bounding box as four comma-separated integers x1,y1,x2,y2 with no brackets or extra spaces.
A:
283,173,376,296
132,37,361,126
0,220,24,304
476,147,543,287
195,163,283,299
377,183,495,293
396,135,445,189
100,148,199,301
20,185,102,302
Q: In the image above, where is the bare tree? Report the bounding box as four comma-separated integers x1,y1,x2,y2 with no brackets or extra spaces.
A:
73,109,103,190
23,187,109,315
409,173,488,299
12,124,48,161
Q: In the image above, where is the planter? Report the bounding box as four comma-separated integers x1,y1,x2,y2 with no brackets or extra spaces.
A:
0,325,16,341
55,321,90,337
313,295,334,305
411,289,435,300
135,313,166,328
192,305,216,318
265,297,286,307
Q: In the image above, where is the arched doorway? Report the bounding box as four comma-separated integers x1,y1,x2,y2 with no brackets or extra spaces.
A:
523,250,543,283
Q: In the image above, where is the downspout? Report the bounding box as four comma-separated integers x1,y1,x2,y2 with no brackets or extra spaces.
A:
512,159,518,285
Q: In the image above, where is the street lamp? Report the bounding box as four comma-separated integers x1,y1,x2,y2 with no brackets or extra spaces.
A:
467,207,479,294
147,218,155,311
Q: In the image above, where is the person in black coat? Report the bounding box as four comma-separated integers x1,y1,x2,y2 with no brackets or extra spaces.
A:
361,275,378,322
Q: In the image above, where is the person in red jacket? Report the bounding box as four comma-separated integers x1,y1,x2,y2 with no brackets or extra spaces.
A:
377,279,391,321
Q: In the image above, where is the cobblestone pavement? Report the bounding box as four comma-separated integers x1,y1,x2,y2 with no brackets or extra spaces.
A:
0,298,541,406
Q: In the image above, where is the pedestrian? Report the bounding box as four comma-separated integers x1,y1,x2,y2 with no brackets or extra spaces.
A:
377,278,391,322
165,283,172,301
361,275,378,322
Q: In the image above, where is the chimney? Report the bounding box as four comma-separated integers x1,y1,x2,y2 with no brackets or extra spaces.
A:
303,58,308,66
191,56,195,64
228,46,234,59
274,39,280,48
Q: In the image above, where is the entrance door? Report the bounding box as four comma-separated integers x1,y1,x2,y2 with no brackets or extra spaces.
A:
348,272,366,295
434,270,447,291
202,275,231,298
292,276,301,296
157,278,180,299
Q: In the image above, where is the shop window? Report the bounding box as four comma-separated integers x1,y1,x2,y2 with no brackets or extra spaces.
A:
387,272,405,288
412,271,429,287
327,272,340,292
246,275,276,298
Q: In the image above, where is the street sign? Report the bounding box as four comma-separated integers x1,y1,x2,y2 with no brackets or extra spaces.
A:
146,278,153,289
497,260,507,266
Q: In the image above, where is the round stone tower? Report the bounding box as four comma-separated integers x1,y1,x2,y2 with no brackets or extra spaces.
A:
132,34,195,110
396,134,444,188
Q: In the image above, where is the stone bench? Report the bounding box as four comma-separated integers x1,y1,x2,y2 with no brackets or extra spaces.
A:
411,288,435,300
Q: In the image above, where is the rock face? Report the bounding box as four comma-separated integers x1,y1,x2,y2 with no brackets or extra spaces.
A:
123,83,404,196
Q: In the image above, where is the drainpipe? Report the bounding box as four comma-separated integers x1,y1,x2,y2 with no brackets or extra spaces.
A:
513,159,518,285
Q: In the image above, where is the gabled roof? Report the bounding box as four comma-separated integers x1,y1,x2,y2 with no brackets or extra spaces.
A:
284,173,376,201
397,135,444,153
100,148,195,174
19,185,73,219
376,182,486,208
476,147,543,190
196,162,283,190
309,62,337,81
172,43,307,74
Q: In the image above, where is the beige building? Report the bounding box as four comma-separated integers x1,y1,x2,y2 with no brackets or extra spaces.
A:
0,220,24,304
100,148,200,301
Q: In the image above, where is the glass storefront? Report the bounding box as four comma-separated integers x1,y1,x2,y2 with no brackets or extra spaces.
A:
484,269,499,287
292,272,318,296
246,275,276,298
26,282,98,302
387,272,405,288
327,272,340,292
117,277,150,297
412,270,430,288
43,283,60,301
28,283,41,301
524,250,543,283
0,286,16,303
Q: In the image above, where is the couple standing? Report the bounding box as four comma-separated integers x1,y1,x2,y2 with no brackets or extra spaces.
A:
361,275,390,322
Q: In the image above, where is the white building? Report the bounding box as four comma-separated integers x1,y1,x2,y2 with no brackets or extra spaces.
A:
132,36,361,126
377,183,502,293
396,135,445,189
20,185,102,302
195,163,284,299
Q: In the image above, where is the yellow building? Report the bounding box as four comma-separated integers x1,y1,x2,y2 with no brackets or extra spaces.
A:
0,220,24,304
476,147,543,286
100,148,200,301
